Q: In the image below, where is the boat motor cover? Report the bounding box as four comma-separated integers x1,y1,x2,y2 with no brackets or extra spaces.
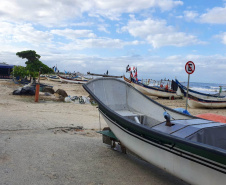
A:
186,124,226,149
153,119,226,150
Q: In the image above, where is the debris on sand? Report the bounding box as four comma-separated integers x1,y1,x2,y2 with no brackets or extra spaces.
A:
13,86,35,95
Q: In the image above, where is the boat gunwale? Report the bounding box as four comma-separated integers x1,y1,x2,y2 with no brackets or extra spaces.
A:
83,78,226,165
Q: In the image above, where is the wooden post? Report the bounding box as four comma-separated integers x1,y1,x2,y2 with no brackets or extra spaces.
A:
35,84,40,102
35,69,41,102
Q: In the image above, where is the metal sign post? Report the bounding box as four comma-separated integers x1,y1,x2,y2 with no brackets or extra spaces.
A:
185,74,190,111
185,61,195,110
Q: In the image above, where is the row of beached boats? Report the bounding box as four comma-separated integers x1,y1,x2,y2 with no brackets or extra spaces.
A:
124,76,226,109
83,77,226,185
46,74,89,84
45,72,122,84
44,72,226,109
124,76,180,100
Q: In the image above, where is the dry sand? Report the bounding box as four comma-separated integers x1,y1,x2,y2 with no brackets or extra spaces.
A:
0,78,225,185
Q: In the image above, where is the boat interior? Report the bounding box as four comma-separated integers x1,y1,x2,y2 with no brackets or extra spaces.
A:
114,106,226,150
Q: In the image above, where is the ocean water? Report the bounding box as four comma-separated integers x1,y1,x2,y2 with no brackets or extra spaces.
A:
180,82,226,94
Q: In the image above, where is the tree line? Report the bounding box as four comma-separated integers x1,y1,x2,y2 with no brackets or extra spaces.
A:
13,50,54,79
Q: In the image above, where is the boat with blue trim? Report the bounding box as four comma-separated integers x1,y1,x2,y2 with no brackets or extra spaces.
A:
176,79,226,108
124,76,181,99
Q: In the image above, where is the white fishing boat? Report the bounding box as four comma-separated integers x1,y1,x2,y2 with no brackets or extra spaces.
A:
176,79,226,108
83,78,226,185
187,94,226,108
87,71,123,78
46,75,61,82
124,76,181,99
175,79,224,99
58,75,88,84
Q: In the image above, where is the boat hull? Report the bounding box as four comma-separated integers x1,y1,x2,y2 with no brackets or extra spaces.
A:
101,110,226,185
47,77,61,82
176,79,224,99
188,97,226,108
136,83,180,98
58,75,88,84
176,79,226,108
125,77,180,99
87,72,123,78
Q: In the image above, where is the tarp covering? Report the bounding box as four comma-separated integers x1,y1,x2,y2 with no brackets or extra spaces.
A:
0,64,14,68
196,113,226,123
0,64,14,79
187,125,226,149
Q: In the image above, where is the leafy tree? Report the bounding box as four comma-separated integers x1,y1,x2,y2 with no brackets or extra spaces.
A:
16,50,53,78
41,63,55,74
12,66,29,79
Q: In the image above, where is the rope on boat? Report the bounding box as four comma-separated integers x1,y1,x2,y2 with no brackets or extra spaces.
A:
162,107,176,120
99,109,102,131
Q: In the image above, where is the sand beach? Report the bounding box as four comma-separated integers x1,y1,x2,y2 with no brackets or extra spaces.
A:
1,78,226,185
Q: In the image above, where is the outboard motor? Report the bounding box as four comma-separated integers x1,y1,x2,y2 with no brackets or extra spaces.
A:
163,112,173,126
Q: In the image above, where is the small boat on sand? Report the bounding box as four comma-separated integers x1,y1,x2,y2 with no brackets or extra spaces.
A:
46,75,61,82
187,93,226,108
83,78,226,185
87,71,123,78
124,76,181,99
175,79,224,99
176,79,226,108
58,75,88,84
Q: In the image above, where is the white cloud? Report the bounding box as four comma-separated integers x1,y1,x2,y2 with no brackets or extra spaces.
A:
156,0,183,11
183,10,198,21
121,17,203,48
214,32,226,44
51,29,96,39
0,21,140,53
135,54,226,83
0,21,52,46
166,55,182,60
0,0,183,26
98,25,110,33
0,1,90,26
70,22,94,27
90,0,183,20
59,38,141,50
200,6,226,24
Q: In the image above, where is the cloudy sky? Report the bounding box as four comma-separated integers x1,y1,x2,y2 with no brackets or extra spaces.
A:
0,0,226,83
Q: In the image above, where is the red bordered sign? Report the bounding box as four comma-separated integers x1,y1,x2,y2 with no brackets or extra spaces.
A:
185,61,195,74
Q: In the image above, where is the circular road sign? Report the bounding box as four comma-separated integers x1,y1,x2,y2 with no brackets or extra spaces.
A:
185,61,195,74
